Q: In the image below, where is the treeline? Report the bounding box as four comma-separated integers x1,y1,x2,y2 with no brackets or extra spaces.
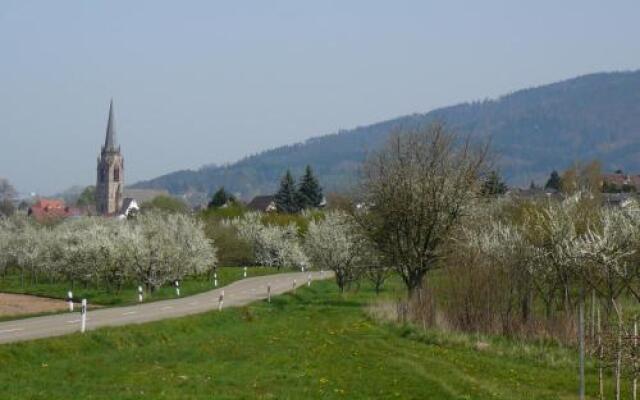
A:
542,162,640,194
207,165,324,213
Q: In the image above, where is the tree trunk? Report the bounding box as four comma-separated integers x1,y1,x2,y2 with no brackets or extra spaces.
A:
406,268,426,298
591,290,596,341
521,290,532,325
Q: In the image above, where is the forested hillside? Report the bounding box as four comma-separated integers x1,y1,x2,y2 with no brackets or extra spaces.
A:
132,70,640,199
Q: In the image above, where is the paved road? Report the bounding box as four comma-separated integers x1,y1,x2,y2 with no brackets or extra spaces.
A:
0,271,330,344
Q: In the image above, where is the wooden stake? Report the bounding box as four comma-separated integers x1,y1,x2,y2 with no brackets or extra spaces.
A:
634,320,638,400
598,305,603,400
613,300,623,400
579,290,585,400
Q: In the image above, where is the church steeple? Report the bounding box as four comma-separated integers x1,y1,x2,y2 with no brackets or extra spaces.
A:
104,99,117,152
96,99,124,215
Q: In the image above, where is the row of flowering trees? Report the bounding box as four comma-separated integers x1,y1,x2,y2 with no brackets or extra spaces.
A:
0,213,217,291
0,207,370,294
451,194,640,334
230,211,385,292
448,193,640,399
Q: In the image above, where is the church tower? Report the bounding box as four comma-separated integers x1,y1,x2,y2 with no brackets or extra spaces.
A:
96,100,124,215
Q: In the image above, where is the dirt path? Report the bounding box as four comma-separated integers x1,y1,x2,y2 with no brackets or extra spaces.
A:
0,293,71,317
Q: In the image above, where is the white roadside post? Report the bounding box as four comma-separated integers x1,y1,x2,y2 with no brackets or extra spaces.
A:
218,290,224,311
243,266,247,278
67,291,74,312
80,299,87,333
307,273,311,287
138,285,143,303
320,269,324,279
175,280,180,297
267,283,271,303
293,279,297,294
214,272,218,287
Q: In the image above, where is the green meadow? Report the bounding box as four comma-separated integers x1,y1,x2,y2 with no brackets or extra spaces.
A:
0,279,599,399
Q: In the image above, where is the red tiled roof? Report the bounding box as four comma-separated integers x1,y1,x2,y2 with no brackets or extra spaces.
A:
28,199,80,223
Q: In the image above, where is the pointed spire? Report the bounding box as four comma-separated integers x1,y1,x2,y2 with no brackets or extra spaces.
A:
104,99,117,151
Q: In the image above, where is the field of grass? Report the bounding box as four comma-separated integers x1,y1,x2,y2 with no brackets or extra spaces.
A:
0,266,282,306
0,278,602,399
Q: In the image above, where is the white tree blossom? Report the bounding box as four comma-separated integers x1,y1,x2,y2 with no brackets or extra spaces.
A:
562,208,640,302
0,213,217,291
232,212,308,269
127,212,217,290
305,211,365,291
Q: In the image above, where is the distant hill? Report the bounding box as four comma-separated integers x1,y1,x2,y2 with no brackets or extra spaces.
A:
132,70,640,201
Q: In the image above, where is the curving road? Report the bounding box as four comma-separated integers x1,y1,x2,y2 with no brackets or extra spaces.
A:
0,271,330,345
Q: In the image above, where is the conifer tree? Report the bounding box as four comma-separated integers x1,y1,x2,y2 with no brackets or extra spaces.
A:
545,170,562,191
208,187,235,209
296,165,323,209
481,170,508,195
275,170,299,213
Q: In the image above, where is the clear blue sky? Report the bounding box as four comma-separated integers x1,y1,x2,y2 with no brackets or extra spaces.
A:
1,0,639,195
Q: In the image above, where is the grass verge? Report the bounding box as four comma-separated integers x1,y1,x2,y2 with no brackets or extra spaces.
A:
0,279,604,399
0,266,282,306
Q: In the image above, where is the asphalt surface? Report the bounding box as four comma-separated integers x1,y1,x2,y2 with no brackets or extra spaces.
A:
0,271,329,344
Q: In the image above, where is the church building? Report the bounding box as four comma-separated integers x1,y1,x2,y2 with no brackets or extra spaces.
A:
96,100,124,215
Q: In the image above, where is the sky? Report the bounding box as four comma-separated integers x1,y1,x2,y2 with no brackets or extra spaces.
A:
1,1,640,195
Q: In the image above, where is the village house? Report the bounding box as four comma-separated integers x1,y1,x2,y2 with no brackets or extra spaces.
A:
28,199,80,223
118,197,140,219
602,171,640,192
246,195,277,212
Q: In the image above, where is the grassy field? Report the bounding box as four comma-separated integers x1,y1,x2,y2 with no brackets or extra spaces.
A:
0,279,603,399
0,266,282,306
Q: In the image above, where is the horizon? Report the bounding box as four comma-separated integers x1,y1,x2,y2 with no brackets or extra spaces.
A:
2,1,640,195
